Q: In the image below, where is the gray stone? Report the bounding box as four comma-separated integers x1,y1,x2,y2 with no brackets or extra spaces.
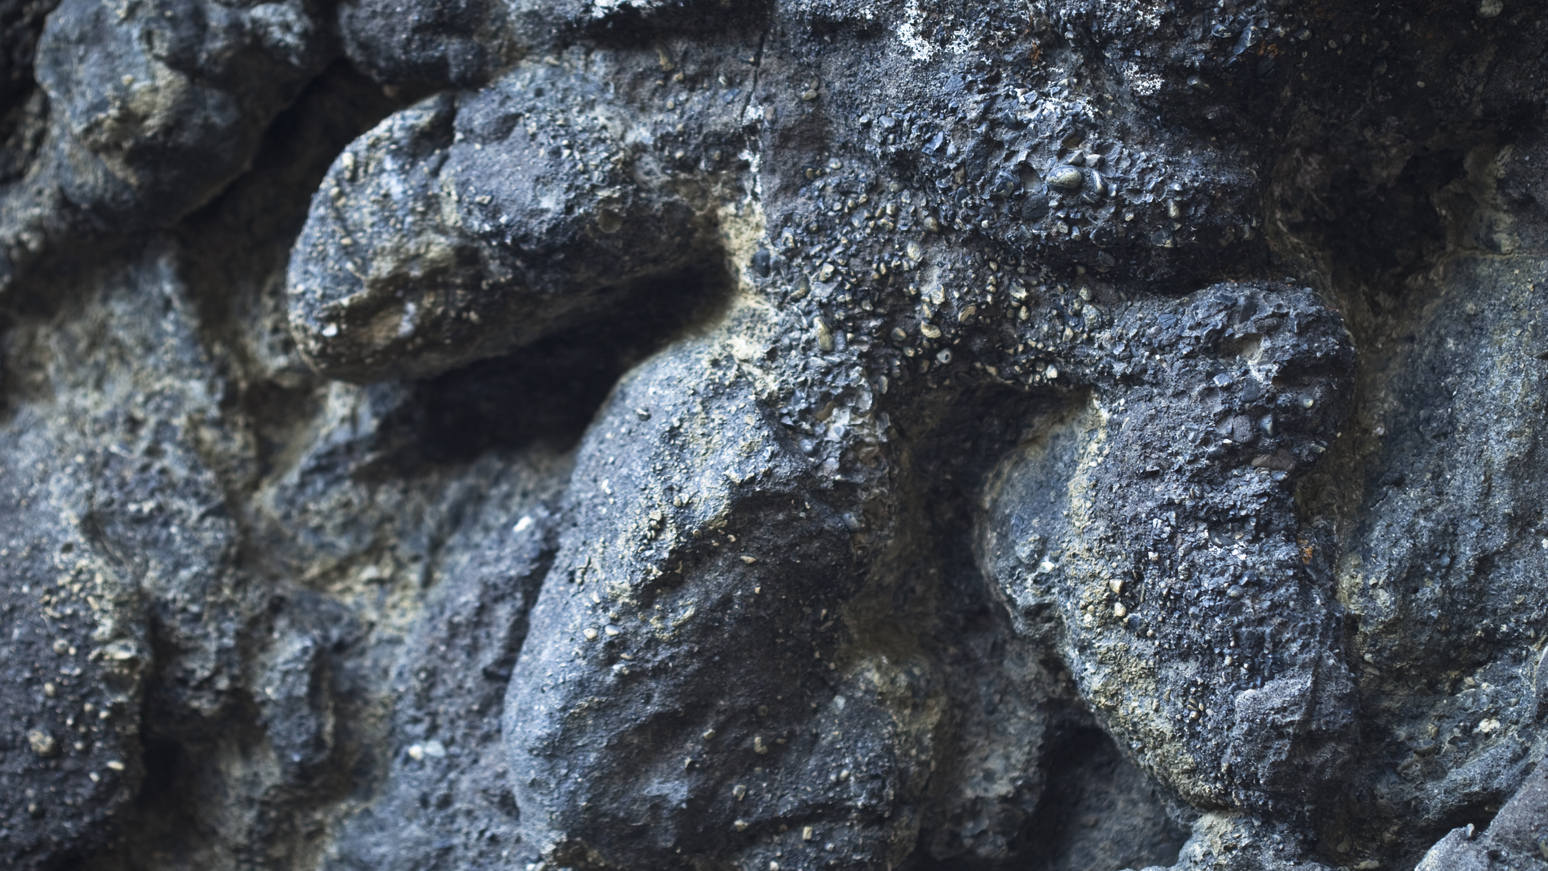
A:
0,2,1545,871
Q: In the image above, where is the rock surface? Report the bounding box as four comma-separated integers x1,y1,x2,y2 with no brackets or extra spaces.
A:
0,2,1546,870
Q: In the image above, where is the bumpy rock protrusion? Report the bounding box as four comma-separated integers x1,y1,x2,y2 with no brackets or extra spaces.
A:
1134,812,1335,871
504,331,936,871
1415,761,1548,871
982,284,1358,818
0,0,331,286
286,64,706,382
0,249,235,869
338,0,515,90
0,455,147,870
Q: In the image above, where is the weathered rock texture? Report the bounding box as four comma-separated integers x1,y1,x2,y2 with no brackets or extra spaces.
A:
1,1,1546,870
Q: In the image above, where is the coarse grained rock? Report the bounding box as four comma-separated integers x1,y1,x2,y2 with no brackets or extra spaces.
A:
0,1,1545,871
286,64,709,382
980,283,1358,820
0,249,220,867
0,0,333,287
337,0,514,91
1415,759,1548,871
503,323,937,870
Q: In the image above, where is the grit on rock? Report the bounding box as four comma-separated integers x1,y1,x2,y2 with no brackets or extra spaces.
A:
0,2,1546,871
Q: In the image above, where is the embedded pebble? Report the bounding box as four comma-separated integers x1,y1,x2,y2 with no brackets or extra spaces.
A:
1046,166,1085,191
